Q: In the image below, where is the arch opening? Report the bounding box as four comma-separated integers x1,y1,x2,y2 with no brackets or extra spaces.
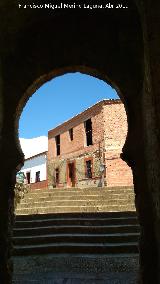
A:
13,71,139,282
16,69,133,189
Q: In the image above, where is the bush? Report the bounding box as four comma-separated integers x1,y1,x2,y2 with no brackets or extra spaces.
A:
14,182,30,208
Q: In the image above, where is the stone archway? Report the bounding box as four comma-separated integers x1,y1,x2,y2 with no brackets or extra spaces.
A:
1,1,160,283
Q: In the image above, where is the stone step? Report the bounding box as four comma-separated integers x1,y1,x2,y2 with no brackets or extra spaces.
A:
27,186,133,192
15,204,136,215
27,187,134,192
26,188,134,196
30,185,134,191
23,193,134,202
13,232,139,246
14,187,138,256
14,216,138,228
13,224,140,237
13,241,138,255
29,186,133,191
15,211,137,219
17,199,135,210
21,193,135,203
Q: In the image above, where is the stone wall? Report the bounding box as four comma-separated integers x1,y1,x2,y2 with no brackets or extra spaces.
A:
48,152,102,188
47,158,67,188
1,1,159,282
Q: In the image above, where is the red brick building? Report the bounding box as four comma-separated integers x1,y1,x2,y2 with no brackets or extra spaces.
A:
47,99,133,188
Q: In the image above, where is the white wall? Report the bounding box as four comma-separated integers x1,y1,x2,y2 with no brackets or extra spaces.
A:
21,153,47,183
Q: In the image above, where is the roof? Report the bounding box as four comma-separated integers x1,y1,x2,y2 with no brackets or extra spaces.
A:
48,99,121,137
24,151,47,161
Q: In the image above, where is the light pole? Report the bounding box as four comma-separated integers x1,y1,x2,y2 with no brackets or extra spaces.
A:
99,163,105,187
99,138,106,187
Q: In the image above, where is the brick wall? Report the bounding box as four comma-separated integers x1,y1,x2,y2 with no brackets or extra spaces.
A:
48,102,104,160
103,102,133,186
103,101,127,150
106,158,133,187
30,180,48,190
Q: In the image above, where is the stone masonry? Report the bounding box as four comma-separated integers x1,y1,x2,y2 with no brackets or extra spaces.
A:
1,2,160,282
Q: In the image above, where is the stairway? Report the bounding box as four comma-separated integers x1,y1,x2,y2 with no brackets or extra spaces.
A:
15,186,136,214
13,186,140,255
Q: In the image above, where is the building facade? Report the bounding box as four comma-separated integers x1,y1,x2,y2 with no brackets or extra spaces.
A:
20,151,48,189
48,99,133,188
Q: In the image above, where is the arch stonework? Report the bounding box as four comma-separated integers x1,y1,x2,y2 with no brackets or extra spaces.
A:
0,1,160,283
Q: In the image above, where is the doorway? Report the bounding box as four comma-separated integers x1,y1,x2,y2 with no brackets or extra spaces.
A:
26,172,31,184
67,162,76,187
55,168,59,187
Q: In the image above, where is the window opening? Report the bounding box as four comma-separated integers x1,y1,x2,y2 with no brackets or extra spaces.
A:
86,160,92,178
69,128,73,141
55,134,60,156
35,171,40,182
84,119,93,146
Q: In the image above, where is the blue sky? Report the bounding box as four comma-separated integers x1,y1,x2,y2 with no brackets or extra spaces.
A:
19,72,118,138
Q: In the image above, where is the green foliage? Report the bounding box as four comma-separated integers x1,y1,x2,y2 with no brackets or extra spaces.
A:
14,182,30,208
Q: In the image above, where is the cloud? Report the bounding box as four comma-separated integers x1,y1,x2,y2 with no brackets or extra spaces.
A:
19,136,48,159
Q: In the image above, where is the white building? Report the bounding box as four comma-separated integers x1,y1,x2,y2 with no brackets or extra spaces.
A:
20,151,47,185
19,136,48,189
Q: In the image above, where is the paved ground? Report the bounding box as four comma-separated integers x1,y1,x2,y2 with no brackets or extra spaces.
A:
13,272,138,283
13,254,139,284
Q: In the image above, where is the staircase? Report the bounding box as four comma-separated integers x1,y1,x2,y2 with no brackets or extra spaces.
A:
13,186,140,256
